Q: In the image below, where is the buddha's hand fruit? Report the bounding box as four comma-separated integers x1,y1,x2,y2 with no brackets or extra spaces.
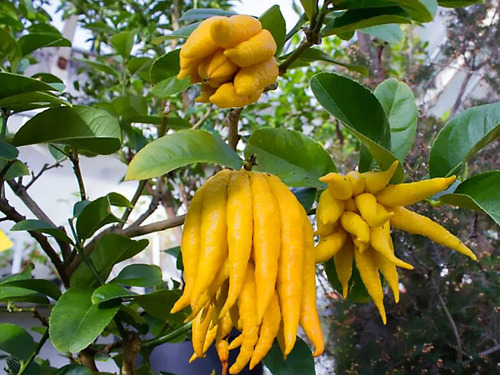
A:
172,169,324,373
315,161,476,323
177,15,279,108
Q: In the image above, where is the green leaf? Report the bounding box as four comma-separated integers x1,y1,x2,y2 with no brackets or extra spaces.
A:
76,196,123,241
129,115,191,129
323,258,371,303
332,0,437,22
0,285,49,304
127,57,153,75
110,95,148,120
288,48,369,76
0,323,35,361
439,171,500,226
54,364,93,375
245,128,336,188
31,73,66,91
0,91,69,113
152,76,190,98
263,336,316,374
111,264,163,287
91,283,136,304
429,102,500,178
107,192,133,208
292,187,317,212
49,288,119,353
75,58,120,77
437,0,480,7
310,72,404,181
12,105,122,155
0,72,57,100
126,129,243,180
323,8,412,36
374,78,417,162
70,234,149,288
135,290,187,322
150,49,181,84
299,0,317,21
152,23,200,44
11,219,74,244
0,279,61,300
361,24,404,43
111,30,136,59
0,159,29,180
0,141,18,160
165,245,183,271
178,8,236,22
0,28,21,69
17,32,71,56
260,5,286,54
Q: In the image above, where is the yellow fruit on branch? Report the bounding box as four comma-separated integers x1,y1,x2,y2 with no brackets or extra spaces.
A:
315,162,476,323
172,168,324,373
177,15,279,108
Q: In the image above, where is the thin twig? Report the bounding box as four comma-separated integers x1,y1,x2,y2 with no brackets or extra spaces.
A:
437,293,463,363
122,214,186,238
227,108,243,151
119,180,148,228
7,180,57,226
68,149,87,201
25,162,64,190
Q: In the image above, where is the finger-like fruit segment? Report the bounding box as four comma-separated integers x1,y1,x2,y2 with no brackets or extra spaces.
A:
315,189,345,236
319,173,353,200
355,193,394,227
194,84,217,103
180,16,222,59
340,211,370,245
192,304,215,358
346,171,365,196
209,82,263,108
251,172,281,324
210,15,262,49
373,250,400,303
362,161,399,194
376,176,456,207
266,173,304,356
234,57,279,96
354,247,387,324
334,240,354,298
315,228,347,263
177,63,202,84
389,206,477,260
370,223,413,270
224,29,277,68
199,50,239,84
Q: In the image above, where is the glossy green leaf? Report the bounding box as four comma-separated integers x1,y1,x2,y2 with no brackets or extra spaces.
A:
439,171,500,226
263,337,315,375
11,219,74,244
0,72,57,100
75,58,120,77
260,5,286,54
311,73,403,181
111,264,162,287
91,283,136,304
0,285,48,304
429,102,500,178
0,279,61,300
288,48,369,75
126,129,243,180
0,159,29,179
437,0,480,7
152,76,190,98
55,364,93,375
292,187,317,212
76,197,123,240
0,28,21,69
178,8,236,22
300,0,317,20
152,22,200,44
107,193,133,208
150,49,180,84
323,258,371,303
49,288,119,353
165,245,183,271
31,73,66,91
111,30,136,59
374,78,417,162
361,24,404,43
0,91,68,113
0,141,18,160
135,290,187,323
332,0,437,22
12,105,122,155
110,95,148,120
70,234,149,288
17,32,71,56
323,8,412,36
245,128,336,188
127,57,153,75
0,323,35,361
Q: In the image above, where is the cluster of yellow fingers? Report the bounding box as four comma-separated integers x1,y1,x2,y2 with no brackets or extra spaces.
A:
170,169,323,374
178,15,278,108
315,161,477,324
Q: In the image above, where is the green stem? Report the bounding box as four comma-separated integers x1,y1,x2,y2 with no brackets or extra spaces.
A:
119,180,148,228
142,322,192,349
0,111,9,142
17,328,49,375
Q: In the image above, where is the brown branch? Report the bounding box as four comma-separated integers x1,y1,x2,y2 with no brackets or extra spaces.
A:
227,108,243,151
68,150,87,201
7,180,56,226
121,331,141,375
78,348,98,372
437,293,463,363
121,214,185,238
450,72,472,117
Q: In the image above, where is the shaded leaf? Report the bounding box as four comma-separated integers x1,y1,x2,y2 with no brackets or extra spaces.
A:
0,159,29,179
111,264,163,287
152,76,190,98
76,196,123,240
111,30,136,59
0,28,21,69
439,171,500,226
17,32,71,56
55,364,93,375
11,219,74,244
91,283,136,304
49,288,119,353
263,337,315,375
260,5,286,54
31,73,66,91
0,285,49,304
292,187,317,212
152,22,200,44
245,128,336,188
179,8,236,22
300,0,317,20
0,91,69,113
12,105,122,155
429,102,500,178
0,279,61,300
0,323,35,361
70,234,149,288
150,49,180,84
135,290,187,323
0,72,57,100
361,24,404,43
323,258,372,303
374,78,417,162
126,129,243,180
437,0,480,8
0,141,18,160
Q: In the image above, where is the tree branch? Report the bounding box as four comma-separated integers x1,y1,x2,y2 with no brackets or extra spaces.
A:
227,108,242,151
7,180,57,226
437,293,463,363
68,150,87,201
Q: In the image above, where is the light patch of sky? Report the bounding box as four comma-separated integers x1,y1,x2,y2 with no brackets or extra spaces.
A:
45,0,299,50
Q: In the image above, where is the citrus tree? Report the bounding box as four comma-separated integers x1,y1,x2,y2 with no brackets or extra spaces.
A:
0,0,498,374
